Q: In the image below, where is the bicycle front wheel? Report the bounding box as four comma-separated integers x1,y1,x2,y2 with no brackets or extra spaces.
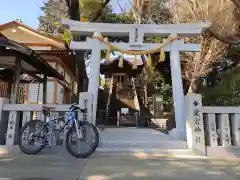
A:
66,121,99,158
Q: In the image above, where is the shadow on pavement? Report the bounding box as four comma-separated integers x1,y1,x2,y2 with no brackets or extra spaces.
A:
0,148,89,180
79,154,240,180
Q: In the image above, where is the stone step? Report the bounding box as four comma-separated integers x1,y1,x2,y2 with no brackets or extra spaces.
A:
99,127,176,141
98,128,188,149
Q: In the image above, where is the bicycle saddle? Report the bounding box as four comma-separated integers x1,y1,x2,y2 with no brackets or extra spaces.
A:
42,106,55,116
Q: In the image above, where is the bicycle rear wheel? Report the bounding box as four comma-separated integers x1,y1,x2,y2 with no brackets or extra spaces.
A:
19,120,47,154
66,121,99,158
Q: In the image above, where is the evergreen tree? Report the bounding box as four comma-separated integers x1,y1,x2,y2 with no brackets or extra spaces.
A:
38,0,69,35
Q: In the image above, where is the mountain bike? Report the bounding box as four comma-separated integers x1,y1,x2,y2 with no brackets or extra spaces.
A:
18,103,99,158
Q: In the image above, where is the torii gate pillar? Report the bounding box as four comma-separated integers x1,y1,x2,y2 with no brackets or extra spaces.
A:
169,34,186,140
87,32,102,125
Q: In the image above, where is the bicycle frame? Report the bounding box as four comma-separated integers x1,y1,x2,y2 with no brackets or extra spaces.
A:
34,109,82,147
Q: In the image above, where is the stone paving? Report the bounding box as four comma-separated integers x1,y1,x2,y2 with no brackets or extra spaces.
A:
0,148,240,180
0,148,88,180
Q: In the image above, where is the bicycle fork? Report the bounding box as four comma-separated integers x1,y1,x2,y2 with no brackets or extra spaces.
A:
74,118,83,139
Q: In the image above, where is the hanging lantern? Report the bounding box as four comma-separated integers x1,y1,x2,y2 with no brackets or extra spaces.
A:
159,48,165,62
132,56,137,70
118,55,124,68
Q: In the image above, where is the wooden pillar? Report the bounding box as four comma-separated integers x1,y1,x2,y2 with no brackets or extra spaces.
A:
10,58,21,104
7,80,13,100
42,75,47,104
6,57,21,145
70,80,74,103
42,75,47,122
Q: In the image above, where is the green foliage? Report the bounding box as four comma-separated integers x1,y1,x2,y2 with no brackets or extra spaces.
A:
151,69,172,104
62,29,72,46
95,13,135,24
79,0,104,17
39,0,73,46
38,0,69,34
201,66,240,106
146,0,172,24
144,36,162,43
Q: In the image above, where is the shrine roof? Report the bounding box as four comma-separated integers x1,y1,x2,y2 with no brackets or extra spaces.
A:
0,21,65,49
100,57,145,76
0,33,64,81
36,49,77,79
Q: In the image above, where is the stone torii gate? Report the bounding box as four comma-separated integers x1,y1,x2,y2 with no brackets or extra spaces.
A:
62,20,210,140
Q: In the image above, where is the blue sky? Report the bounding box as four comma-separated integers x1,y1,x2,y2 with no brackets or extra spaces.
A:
0,0,127,28
0,0,44,28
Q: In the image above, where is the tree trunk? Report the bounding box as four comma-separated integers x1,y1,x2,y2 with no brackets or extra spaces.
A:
187,79,200,94
144,84,148,106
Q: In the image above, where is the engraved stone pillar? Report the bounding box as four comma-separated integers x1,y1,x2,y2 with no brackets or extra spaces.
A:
231,113,240,146
218,114,231,146
206,113,218,147
185,93,206,156
79,92,93,123
0,97,10,144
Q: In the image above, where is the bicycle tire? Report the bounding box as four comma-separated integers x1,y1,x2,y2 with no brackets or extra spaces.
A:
66,121,99,158
18,120,46,154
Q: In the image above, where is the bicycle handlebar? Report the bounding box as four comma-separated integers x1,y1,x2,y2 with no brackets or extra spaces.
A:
69,103,86,113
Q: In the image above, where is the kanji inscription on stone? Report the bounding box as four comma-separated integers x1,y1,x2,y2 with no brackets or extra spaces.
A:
83,99,88,121
193,109,200,116
193,100,199,106
8,134,12,139
211,123,215,131
196,136,201,143
194,126,202,132
9,120,14,125
193,119,200,125
134,28,139,43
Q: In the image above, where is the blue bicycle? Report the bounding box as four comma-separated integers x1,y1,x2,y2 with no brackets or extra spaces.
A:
18,103,99,158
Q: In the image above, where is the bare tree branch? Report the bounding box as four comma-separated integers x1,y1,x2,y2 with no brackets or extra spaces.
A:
116,0,124,13
92,0,111,21
170,0,233,92
230,0,240,9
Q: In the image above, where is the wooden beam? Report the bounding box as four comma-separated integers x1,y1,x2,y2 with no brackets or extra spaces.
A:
22,43,54,47
3,104,70,112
